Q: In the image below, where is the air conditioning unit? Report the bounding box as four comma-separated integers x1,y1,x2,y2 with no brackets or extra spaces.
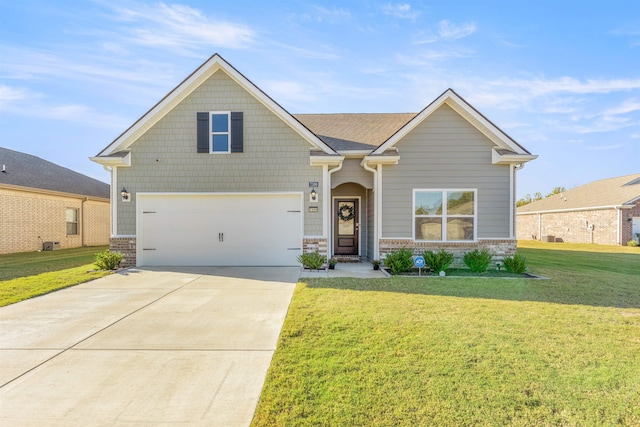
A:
43,241,61,251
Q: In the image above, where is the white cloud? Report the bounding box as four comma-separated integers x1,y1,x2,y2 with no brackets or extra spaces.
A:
270,42,340,60
383,3,420,20
600,98,640,116
0,85,30,107
109,2,256,54
586,144,624,150
437,20,476,40
397,49,473,64
310,5,351,22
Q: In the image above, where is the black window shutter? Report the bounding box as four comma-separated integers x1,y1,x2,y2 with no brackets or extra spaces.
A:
230,112,243,153
197,112,209,153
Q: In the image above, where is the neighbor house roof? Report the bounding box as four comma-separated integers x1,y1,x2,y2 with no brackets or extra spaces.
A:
517,173,640,213
0,147,110,199
294,113,416,151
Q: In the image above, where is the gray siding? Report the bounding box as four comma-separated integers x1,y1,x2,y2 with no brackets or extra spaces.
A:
381,103,511,239
332,158,373,189
366,188,374,259
117,70,323,236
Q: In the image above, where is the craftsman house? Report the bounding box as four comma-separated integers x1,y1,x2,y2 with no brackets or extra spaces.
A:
517,173,640,245
0,147,110,254
91,54,536,267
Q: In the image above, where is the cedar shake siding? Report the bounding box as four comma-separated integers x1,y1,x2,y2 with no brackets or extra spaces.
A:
116,70,324,237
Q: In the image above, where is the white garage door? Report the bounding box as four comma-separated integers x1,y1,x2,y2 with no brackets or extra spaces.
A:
137,193,302,266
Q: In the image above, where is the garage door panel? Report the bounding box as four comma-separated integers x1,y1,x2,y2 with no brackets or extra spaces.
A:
138,194,302,266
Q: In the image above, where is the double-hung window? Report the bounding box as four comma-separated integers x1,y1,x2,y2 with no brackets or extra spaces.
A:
414,189,476,241
66,208,78,235
210,112,231,153
197,111,243,154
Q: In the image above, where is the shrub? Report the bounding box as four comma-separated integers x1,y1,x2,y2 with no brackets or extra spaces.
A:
422,249,454,273
384,248,415,274
94,250,123,270
627,240,639,247
463,248,493,273
297,251,325,269
502,253,528,274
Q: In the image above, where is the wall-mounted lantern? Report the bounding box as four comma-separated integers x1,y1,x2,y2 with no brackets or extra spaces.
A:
121,187,130,202
310,188,318,203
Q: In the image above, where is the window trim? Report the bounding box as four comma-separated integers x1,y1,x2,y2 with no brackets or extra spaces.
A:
66,208,79,236
209,111,231,154
413,188,477,242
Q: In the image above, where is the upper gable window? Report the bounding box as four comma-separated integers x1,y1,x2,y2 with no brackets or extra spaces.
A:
414,189,476,241
197,111,243,154
211,112,230,153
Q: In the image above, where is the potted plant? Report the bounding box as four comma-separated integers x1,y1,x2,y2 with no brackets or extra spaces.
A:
371,260,380,270
328,257,338,269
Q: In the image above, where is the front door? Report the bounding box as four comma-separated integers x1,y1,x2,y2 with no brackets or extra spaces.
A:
334,199,358,255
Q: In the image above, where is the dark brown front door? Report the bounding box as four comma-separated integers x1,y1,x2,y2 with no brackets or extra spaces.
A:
334,199,358,255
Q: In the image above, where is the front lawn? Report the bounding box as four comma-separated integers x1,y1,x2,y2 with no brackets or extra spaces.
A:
0,246,110,306
252,243,640,426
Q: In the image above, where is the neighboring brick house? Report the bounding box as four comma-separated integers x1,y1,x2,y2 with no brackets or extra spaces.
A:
91,54,536,267
517,173,640,246
0,147,110,254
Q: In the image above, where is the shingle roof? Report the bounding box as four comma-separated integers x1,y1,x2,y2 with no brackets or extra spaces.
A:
517,173,640,213
0,147,110,199
294,113,416,151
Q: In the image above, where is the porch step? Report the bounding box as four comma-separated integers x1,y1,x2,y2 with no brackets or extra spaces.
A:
334,255,362,263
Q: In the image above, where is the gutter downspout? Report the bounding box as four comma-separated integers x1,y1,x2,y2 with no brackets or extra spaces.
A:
327,162,343,257
81,197,87,246
512,163,525,240
103,165,115,237
361,160,378,260
616,207,621,245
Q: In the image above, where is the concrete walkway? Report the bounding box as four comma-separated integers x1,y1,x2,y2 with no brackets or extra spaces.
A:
299,261,388,279
0,267,299,427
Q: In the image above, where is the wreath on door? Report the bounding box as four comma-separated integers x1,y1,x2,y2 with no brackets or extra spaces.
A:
338,204,355,221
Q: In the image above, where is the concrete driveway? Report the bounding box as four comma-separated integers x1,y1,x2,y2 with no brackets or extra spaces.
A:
0,267,299,426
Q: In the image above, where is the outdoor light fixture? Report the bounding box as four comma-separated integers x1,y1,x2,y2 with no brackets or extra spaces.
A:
121,187,130,202
310,188,318,202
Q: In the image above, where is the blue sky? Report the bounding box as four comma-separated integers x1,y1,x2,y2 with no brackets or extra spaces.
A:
1,0,638,198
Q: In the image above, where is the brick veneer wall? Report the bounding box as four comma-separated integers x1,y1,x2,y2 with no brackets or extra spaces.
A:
0,187,110,254
379,239,516,267
622,200,640,244
303,238,327,258
110,237,137,268
517,201,640,245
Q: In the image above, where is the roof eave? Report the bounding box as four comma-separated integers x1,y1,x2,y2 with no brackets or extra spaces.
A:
362,155,400,165
310,155,345,167
372,89,535,158
0,183,109,202
492,149,538,165
89,151,131,167
97,54,336,157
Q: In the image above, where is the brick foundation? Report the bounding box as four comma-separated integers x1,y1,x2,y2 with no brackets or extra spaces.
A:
303,238,328,258
110,237,137,268
379,239,517,267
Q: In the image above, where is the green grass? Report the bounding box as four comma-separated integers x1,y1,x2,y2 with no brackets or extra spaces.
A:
252,243,640,426
0,246,110,306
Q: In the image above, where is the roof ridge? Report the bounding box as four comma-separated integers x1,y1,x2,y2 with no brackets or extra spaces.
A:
293,112,416,116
